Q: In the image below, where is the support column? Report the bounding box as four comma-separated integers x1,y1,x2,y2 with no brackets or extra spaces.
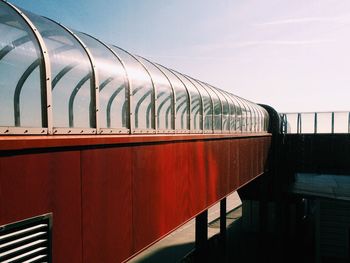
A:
195,209,208,261
220,198,227,260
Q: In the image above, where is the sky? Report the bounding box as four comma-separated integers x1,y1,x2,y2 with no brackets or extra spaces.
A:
9,0,350,112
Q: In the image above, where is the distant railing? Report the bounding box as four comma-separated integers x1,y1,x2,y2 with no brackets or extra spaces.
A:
280,112,350,134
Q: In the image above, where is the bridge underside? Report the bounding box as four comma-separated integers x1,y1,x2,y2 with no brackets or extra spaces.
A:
0,133,270,262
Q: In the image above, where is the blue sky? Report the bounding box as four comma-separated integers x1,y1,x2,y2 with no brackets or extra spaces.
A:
9,0,350,112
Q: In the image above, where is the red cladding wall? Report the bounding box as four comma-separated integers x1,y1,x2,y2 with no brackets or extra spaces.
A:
0,134,271,262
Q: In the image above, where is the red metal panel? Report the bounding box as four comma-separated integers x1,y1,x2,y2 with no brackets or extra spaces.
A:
183,141,207,217
229,139,240,192
0,151,82,263
81,148,133,263
0,134,272,262
238,139,251,185
205,140,230,206
132,142,180,251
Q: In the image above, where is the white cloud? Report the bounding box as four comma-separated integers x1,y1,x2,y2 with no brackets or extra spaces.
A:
194,39,336,52
255,16,350,26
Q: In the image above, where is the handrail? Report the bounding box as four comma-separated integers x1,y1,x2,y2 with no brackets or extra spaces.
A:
280,111,350,134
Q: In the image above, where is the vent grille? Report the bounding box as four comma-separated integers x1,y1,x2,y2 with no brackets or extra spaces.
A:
0,214,52,263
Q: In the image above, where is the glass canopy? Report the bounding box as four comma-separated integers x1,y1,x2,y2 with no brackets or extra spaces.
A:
0,1,269,135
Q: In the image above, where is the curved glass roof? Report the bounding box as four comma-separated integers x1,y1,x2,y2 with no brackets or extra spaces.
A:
0,1,269,135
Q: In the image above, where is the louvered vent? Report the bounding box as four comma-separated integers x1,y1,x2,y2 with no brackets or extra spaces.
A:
0,213,52,263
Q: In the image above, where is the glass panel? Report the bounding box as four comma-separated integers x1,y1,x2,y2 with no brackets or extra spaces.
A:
262,108,269,132
0,3,44,127
316,112,332,133
190,78,213,131
201,82,221,131
301,113,315,133
137,57,174,131
255,106,263,132
110,46,154,130
236,97,248,132
249,102,258,132
156,65,189,130
334,112,349,133
25,11,93,128
231,95,242,132
75,33,128,129
242,99,252,132
222,91,237,132
214,88,230,132
172,71,202,131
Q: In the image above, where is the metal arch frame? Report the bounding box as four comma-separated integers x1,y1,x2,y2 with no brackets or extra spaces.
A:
174,94,191,131
240,97,253,132
165,69,191,133
235,96,249,133
155,93,173,132
252,103,261,132
254,103,263,132
154,63,188,132
0,29,70,61
246,100,257,132
245,99,255,132
3,1,53,135
134,56,174,133
190,100,202,130
244,100,254,132
112,46,156,134
201,81,224,133
78,33,131,134
212,87,231,133
137,57,176,132
105,85,125,130
52,63,78,89
182,74,205,133
0,4,270,136
230,94,242,132
0,34,32,60
185,76,213,133
255,105,263,133
192,79,214,134
231,95,245,133
265,107,270,131
259,106,268,132
13,59,40,127
195,81,216,133
219,89,238,134
258,105,265,132
203,82,225,133
177,72,204,133
45,19,100,134
263,107,270,132
227,93,240,132
11,45,80,132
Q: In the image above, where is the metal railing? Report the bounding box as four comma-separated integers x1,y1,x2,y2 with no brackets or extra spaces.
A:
280,111,350,134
